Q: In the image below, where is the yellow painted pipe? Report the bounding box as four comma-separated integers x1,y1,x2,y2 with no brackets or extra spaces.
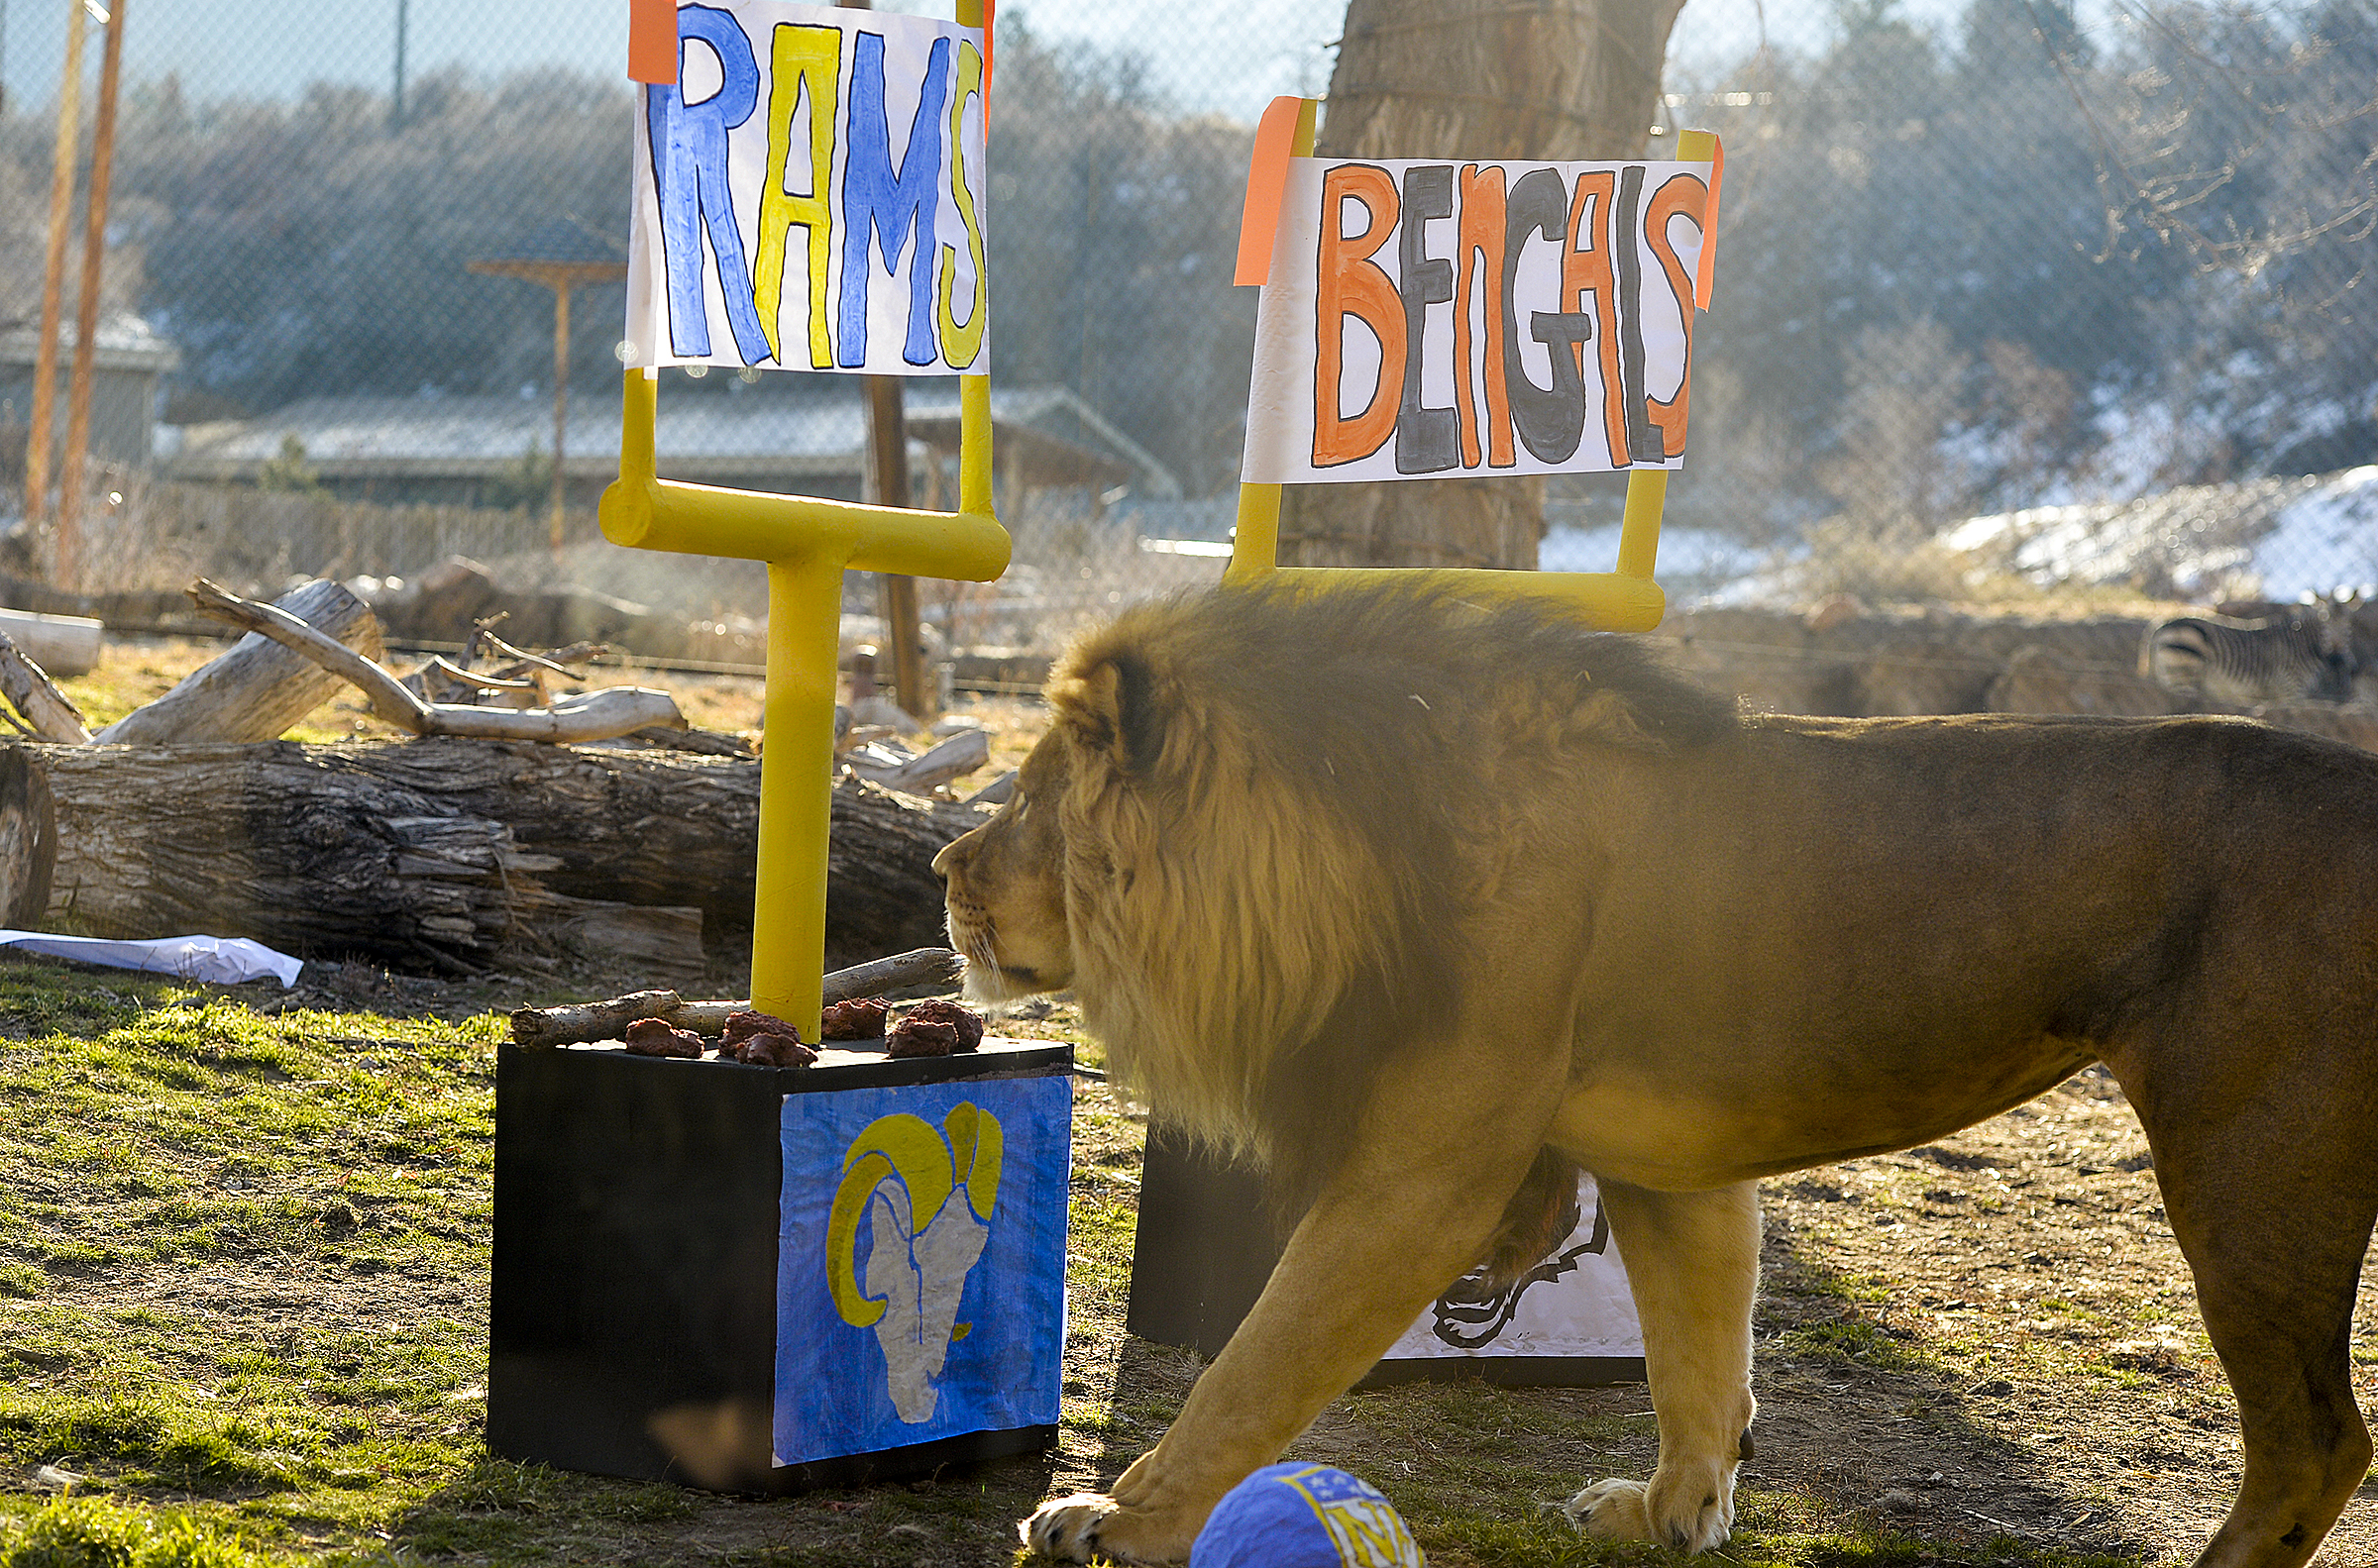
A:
1616,470,1667,581
1612,127,1714,585
1254,565,1664,630
751,554,847,1031
598,373,1008,1035
1224,482,1279,587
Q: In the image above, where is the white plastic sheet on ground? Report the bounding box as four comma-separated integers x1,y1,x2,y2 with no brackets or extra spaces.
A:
0,931,303,988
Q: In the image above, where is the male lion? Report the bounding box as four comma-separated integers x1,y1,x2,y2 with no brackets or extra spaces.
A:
933,580,2378,1568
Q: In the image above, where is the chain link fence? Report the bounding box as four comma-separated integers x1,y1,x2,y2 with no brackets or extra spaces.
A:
0,0,2371,685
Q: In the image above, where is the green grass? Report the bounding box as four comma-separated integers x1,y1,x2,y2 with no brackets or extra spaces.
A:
0,1494,278,1567
0,956,2175,1567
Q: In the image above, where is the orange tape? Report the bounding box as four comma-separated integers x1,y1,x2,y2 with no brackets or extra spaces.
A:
628,0,677,84
983,0,995,93
1235,96,1310,288
1694,134,1725,310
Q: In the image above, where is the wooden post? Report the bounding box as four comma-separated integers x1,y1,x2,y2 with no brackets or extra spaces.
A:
865,375,932,721
838,0,933,724
57,0,128,586
551,279,573,553
23,0,88,535
465,251,621,553
390,0,409,132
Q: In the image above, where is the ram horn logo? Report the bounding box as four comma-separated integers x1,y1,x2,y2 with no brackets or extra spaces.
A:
826,1103,1004,1423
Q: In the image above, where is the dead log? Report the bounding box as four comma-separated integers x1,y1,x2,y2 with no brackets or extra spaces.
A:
0,746,55,927
0,609,102,679
35,742,703,978
184,579,687,745
0,634,91,743
32,741,985,973
815,946,964,1003
42,743,523,971
963,770,1017,807
509,989,686,1048
96,579,382,745
271,739,990,959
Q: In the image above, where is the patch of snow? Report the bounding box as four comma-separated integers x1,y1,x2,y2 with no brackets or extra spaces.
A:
1938,467,2378,602
1541,524,1784,604
2250,466,2378,599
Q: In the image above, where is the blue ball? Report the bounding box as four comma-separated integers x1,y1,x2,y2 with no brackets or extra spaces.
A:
1189,1463,1426,1568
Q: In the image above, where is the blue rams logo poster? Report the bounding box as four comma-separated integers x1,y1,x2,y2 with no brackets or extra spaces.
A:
774,1076,1069,1466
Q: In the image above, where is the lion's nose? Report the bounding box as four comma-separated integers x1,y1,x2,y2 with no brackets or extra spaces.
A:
931,832,975,880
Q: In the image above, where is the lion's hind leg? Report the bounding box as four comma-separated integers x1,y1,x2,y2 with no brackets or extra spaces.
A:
2123,1076,2378,1568
1563,1180,1760,1554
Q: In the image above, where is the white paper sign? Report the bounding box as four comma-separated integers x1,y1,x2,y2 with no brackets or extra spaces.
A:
627,1,989,374
1243,157,1710,483
1380,1174,1643,1366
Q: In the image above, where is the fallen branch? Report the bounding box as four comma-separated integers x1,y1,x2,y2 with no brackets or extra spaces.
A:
819,947,964,1004
507,989,684,1048
507,947,964,1047
424,656,538,694
187,578,687,744
473,625,599,681
843,727,989,795
0,633,89,744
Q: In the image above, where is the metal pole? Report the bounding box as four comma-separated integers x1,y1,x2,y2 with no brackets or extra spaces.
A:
23,0,87,536
839,0,933,725
550,279,571,552
56,0,124,585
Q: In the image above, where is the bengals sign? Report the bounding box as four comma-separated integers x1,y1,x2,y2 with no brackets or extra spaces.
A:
1242,154,1715,484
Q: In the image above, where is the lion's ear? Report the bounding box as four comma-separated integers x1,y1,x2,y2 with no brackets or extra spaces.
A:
1050,651,1165,776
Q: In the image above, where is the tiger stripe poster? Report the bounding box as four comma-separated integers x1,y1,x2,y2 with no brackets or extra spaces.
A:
1243,156,1714,483
627,1,990,374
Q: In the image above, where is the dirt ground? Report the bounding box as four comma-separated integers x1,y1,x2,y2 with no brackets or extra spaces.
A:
1032,1067,2378,1568
1738,1069,2378,1566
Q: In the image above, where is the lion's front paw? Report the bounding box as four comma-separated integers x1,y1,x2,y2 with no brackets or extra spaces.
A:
1564,1477,1654,1541
1021,1493,1194,1564
1023,1494,1119,1562
1562,1473,1734,1554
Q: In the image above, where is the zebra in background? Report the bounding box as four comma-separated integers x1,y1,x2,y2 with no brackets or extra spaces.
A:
2141,601,2359,706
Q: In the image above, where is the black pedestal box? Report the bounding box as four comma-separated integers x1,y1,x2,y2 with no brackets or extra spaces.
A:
1127,1126,1647,1388
490,1037,1073,1492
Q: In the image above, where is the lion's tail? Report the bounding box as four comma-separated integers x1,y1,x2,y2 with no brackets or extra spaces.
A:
1475,1148,1586,1293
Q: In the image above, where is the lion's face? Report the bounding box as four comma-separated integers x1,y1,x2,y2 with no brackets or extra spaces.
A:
933,728,1077,1001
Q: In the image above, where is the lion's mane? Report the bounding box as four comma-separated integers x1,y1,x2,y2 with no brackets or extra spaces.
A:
1041,580,1737,1231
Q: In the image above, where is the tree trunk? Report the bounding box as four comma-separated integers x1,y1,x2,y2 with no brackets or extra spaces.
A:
0,747,55,927
42,742,540,974
1277,0,1689,571
35,740,986,975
